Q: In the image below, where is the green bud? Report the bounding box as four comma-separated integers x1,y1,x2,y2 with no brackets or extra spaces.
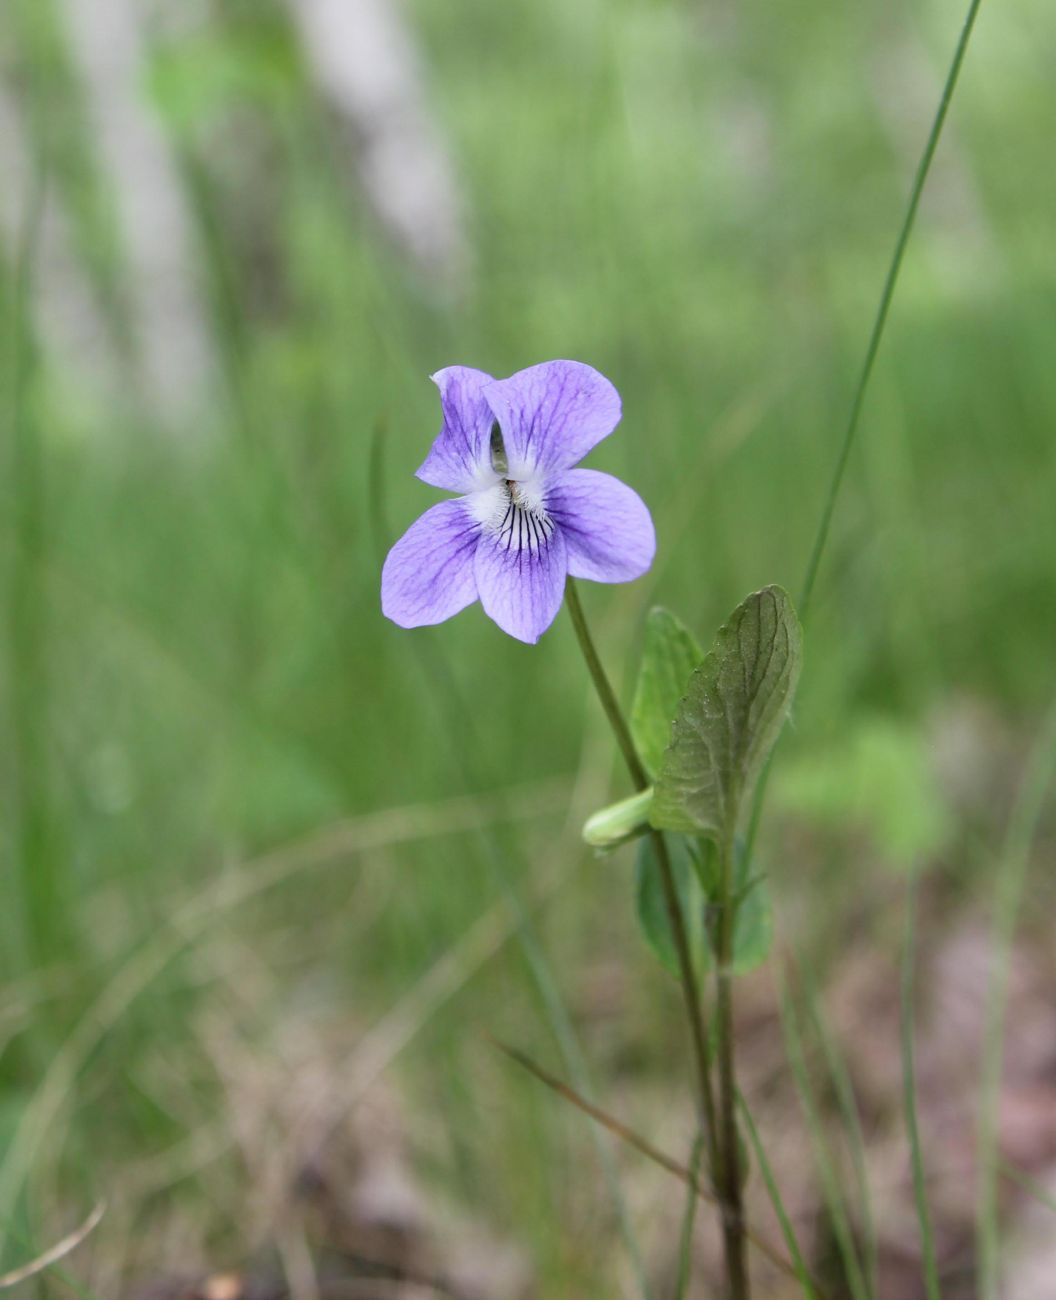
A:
582,787,654,850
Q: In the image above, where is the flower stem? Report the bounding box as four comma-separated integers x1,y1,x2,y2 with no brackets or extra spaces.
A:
565,581,721,1213
715,825,750,1299
565,581,648,790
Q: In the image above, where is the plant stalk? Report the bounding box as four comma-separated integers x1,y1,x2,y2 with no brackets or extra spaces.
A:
565,582,722,1229
715,825,750,1298
565,580,649,790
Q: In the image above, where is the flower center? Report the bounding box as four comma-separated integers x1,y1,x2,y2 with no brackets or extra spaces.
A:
465,478,553,550
496,479,554,552
469,425,554,551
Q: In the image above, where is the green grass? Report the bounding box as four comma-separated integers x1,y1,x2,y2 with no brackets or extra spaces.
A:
976,694,1056,1297
901,874,942,1300
1,0,1055,1292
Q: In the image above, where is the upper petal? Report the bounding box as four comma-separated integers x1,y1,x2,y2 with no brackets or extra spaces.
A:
547,469,655,584
381,499,480,628
474,520,568,644
416,366,498,492
483,361,621,475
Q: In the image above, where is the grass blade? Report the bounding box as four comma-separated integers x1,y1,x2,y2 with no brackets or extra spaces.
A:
800,962,877,1295
674,1133,706,1300
744,0,987,857
976,694,1056,1297
778,971,870,1300
901,873,942,1300
998,1160,1056,1217
798,0,986,617
738,1093,820,1300
491,1037,827,1294
0,1201,104,1291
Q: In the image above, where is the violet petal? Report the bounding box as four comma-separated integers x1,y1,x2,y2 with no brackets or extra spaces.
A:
483,361,620,475
474,523,568,643
416,366,497,492
548,468,656,583
381,499,480,628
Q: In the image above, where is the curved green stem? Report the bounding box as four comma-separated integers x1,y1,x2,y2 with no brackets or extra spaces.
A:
565,582,721,1204
565,581,648,790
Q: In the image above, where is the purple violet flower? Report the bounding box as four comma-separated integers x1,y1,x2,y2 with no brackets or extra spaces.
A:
381,361,656,644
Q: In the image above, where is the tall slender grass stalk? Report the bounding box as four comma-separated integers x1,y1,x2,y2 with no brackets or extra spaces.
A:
778,3,986,1290
492,1037,811,1287
674,1134,706,1300
778,972,870,1300
745,0,987,854
976,694,1056,1298
798,0,985,618
738,1094,820,1300
0,1212,103,1300
800,963,877,1295
900,874,942,1300
997,1160,1056,1217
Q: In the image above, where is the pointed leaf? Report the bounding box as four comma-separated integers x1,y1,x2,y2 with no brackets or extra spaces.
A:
631,608,705,777
635,833,772,976
728,846,773,975
634,834,703,977
650,586,803,838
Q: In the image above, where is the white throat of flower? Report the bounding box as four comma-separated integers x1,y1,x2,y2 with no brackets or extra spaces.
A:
468,477,554,552
466,422,554,552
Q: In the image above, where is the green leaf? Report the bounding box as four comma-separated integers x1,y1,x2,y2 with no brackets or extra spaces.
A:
582,787,653,850
635,834,772,976
728,842,773,975
630,608,704,778
650,586,803,839
635,834,703,977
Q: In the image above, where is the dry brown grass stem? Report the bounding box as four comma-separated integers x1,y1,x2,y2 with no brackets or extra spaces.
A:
491,1036,833,1299
0,1201,105,1290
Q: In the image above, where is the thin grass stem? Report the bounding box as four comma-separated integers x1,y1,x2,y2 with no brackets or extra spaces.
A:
901,873,942,1300
743,0,986,859
490,1036,827,1295
798,0,985,618
738,1093,820,1300
800,962,877,1295
778,970,870,1300
998,1160,1056,1217
976,693,1056,1297
674,1133,706,1300
0,1212,103,1300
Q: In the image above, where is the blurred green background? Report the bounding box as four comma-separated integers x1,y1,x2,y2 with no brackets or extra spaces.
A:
1,0,1054,1295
